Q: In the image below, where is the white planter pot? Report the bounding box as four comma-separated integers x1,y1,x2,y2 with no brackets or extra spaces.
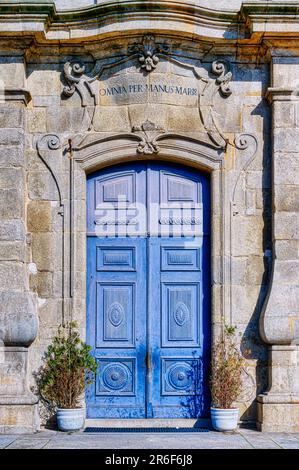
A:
210,407,239,432
57,407,85,432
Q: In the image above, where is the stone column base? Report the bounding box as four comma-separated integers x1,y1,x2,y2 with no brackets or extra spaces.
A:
0,347,39,433
257,345,299,432
0,403,39,434
257,395,299,432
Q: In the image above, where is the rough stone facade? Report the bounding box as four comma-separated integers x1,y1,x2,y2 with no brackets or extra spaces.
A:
0,1,298,433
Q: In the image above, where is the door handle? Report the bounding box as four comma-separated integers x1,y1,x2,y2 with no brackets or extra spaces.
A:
145,349,151,372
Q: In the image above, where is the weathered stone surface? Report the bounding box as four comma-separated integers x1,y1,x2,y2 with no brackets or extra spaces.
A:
0,129,23,146
93,105,130,132
0,146,23,168
274,153,299,185
273,260,299,284
32,95,60,108
0,262,24,291
274,101,295,128
0,58,25,89
274,128,299,153
26,108,47,134
246,170,270,190
46,106,90,133
0,220,25,242
214,94,242,132
27,201,52,232
258,403,299,433
274,212,299,240
0,404,39,434
0,189,23,219
37,298,63,326
0,348,29,396
272,59,299,88
0,108,23,129
275,240,298,260
0,168,23,190
231,285,262,323
31,233,54,271
28,171,59,201
29,271,53,298
232,216,264,256
242,105,266,134
231,256,265,286
275,185,299,212
26,149,46,171
167,105,205,132
0,292,38,346
0,241,25,262
27,68,60,97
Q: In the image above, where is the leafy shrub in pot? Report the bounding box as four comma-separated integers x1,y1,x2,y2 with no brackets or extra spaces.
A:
210,325,244,431
36,322,97,431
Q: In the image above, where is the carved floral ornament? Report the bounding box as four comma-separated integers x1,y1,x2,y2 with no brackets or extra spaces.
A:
128,35,170,73
132,119,165,155
62,35,236,153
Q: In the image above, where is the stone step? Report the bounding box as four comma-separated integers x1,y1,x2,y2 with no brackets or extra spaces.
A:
85,418,210,428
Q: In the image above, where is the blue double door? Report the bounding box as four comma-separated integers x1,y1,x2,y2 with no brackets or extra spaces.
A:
87,162,210,419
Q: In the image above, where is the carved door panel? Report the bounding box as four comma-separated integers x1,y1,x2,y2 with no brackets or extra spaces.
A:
86,162,210,419
147,164,210,418
86,164,147,418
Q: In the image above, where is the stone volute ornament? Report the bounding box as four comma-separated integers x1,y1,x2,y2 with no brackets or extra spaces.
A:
212,60,233,97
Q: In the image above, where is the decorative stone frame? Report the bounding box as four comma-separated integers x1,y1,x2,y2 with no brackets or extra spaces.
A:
37,129,256,367
71,134,225,350
34,30,259,421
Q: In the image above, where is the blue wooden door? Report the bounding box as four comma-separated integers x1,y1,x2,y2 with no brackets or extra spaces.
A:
86,162,210,419
147,164,210,418
86,164,147,418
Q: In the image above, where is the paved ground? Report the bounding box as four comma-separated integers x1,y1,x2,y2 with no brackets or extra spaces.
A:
1,428,299,449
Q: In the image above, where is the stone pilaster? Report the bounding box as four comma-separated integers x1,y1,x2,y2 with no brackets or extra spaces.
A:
0,56,39,433
258,57,299,432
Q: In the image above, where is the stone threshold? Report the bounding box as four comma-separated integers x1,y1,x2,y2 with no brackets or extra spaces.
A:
85,418,210,429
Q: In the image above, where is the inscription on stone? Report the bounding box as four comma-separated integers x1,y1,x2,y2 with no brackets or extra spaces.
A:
99,83,198,97
98,74,199,106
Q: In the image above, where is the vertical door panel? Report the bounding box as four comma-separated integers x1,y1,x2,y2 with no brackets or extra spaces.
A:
147,164,210,418
86,164,147,418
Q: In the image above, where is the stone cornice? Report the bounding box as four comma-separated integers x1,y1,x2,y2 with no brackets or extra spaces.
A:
0,2,299,42
0,87,32,105
241,2,299,34
0,1,56,32
266,87,299,103
0,1,242,40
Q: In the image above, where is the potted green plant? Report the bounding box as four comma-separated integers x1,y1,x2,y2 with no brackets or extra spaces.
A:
36,322,97,432
210,325,244,432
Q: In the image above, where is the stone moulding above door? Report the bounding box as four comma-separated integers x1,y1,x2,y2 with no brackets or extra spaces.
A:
61,35,233,150
65,132,224,172
36,130,257,190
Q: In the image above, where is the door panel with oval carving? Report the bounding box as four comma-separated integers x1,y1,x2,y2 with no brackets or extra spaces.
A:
86,162,210,418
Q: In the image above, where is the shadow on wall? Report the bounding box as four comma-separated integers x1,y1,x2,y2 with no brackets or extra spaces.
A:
239,97,272,425
174,353,211,422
